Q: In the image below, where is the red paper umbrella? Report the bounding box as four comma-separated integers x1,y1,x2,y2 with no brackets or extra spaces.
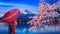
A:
2,9,20,23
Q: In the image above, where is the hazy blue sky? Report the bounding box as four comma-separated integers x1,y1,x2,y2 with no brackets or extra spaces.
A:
0,0,39,6
0,0,59,17
0,0,59,5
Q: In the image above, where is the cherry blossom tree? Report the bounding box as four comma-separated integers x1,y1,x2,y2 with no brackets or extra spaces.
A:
27,0,60,32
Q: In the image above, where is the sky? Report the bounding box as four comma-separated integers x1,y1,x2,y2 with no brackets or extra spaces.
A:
0,0,39,16
0,0,59,5
0,0,59,17
0,0,39,6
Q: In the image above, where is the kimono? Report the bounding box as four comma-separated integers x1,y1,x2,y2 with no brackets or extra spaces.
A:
2,9,20,34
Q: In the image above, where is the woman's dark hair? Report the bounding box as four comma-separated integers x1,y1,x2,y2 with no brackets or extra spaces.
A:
0,17,2,20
